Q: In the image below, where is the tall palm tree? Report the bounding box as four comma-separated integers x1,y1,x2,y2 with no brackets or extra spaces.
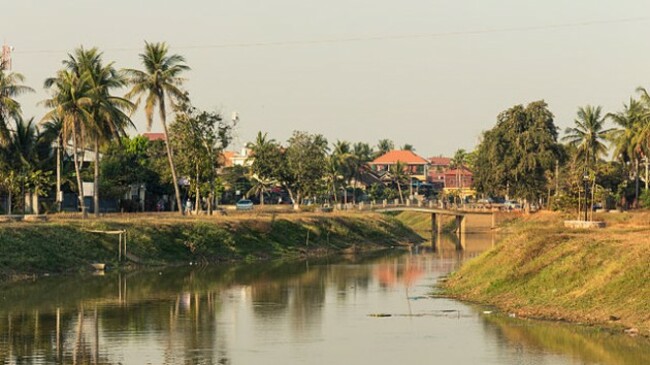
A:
607,98,646,203
0,62,34,144
41,116,65,211
563,105,612,217
563,105,611,168
450,149,468,189
125,42,190,215
69,48,134,217
42,70,92,217
376,139,394,158
389,161,408,204
332,140,353,204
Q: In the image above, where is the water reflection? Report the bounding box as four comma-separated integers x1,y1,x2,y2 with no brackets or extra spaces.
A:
0,235,648,365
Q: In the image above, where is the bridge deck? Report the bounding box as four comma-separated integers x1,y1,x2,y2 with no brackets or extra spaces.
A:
373,207,494,216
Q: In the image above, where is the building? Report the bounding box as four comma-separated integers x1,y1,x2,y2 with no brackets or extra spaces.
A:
427,156,451,189
221,148,253,168
142,132,166,142
443,168,475,199
369,150,429,182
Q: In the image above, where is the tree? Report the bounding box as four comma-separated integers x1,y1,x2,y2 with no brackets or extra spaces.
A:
388,161,408,204
607,98,645,205
402,144,414,151
125,42,190,215
563,105,612,218
450,149,468,202
376,139,394,158
473,101,562,206
42,69,93,217
169,103,234,214
279,131,328,208
332,140,353,204
0,62,34,144
64,47,134,216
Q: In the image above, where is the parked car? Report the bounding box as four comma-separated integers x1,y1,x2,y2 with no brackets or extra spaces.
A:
236,199,254,210
503,200,521,210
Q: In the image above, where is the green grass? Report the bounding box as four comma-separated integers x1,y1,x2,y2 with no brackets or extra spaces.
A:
0,212,423,280
443,212,650,333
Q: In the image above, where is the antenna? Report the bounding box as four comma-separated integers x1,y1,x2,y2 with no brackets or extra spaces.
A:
1,43,13,70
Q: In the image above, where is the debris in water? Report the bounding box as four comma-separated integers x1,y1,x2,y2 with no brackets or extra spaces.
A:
368,313,392,317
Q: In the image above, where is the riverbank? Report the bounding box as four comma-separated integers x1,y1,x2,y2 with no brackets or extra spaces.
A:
442,211,650,336
0,211,423,281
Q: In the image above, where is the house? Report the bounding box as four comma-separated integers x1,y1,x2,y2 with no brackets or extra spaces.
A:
142,132,166,142
443,168,475,199
427,156,451,190
369,150,429,182
221,148,253,168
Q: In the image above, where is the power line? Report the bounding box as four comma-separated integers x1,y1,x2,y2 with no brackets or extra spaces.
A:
13,16,650,55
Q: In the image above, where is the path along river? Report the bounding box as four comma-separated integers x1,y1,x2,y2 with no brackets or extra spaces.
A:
0,233,648,364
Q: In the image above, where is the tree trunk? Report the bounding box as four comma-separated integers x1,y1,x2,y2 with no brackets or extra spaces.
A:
194,162,200,215
635,158,640,208
159,98,184,215
260,189,265,206
72,130,87,218
56,138,62,212
7,190,11,215
397,181,404,204
94,138,100,218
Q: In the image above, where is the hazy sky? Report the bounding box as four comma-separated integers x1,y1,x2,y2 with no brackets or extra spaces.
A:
3,0,650,156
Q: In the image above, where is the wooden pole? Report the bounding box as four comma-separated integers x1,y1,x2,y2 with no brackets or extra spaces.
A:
118,233,122,262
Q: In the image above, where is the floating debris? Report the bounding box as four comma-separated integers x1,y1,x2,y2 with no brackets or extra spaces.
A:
368,313,392,317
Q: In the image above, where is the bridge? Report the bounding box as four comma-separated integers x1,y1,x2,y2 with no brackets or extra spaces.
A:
372,206,496,237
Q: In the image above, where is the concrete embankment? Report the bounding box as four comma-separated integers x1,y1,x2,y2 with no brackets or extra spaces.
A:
442,211,650,336
0,211,423,281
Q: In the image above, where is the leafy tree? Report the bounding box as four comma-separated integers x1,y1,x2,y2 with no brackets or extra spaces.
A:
402,144,414,151
473,101,562,205
170,103,234,214
125,42,190,215
278,131,328,207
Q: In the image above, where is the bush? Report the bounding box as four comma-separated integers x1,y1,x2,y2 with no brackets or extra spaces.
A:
639,189,650,208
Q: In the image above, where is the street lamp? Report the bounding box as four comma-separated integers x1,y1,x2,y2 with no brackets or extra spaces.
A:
583,169,589,222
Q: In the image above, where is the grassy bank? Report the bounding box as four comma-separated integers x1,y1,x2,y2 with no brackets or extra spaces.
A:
0,211,423,280
443,211,650,335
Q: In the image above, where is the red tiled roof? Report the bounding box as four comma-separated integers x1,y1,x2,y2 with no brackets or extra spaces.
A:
429,156,451,166
444,168,473,176
371,150,428,165
142,132,166,141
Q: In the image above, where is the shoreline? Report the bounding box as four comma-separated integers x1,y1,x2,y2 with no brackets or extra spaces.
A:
441,211,650,338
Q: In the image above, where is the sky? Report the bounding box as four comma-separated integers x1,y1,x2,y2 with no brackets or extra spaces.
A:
3,0,650,157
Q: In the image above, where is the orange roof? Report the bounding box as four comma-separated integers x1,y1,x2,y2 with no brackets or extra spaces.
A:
142,132,166,141
371,150,428,165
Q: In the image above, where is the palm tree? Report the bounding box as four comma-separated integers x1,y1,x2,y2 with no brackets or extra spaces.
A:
332,140,353,204
69,48,134,217
607,98,646,204
125,42,190,215
450,149,468,199
0,62,34,144
41,116,65,211
42,69,92,217
376,139,394,157
389,161,408,204
563,105,612,217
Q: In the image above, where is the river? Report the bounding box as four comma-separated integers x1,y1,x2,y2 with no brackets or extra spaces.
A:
0,233,648,364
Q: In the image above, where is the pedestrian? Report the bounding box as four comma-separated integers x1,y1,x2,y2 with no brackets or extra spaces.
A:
185,198,193,215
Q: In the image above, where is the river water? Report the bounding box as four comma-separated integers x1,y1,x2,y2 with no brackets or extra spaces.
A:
0,233,648,365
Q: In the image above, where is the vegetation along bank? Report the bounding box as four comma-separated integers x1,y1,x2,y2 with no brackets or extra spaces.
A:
443,211,650,336
0,211,423,281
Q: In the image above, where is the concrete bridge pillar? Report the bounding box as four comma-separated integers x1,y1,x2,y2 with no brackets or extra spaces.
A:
455,215,466,237
383,199,387,208
394,199,399,206
431,213,437,234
